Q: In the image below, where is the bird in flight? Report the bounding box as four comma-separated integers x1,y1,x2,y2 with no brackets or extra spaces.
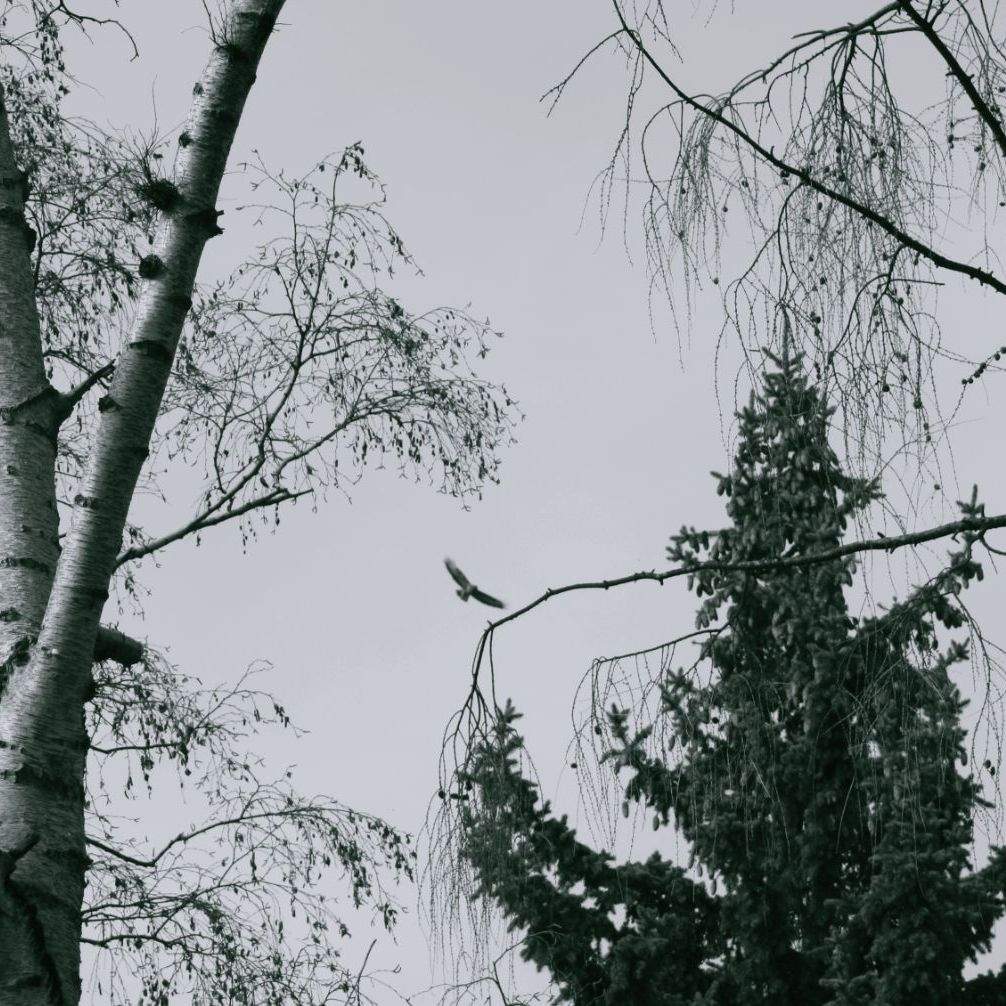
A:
444,558,506,609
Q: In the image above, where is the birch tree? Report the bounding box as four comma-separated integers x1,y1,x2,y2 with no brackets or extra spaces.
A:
0,3,516,1002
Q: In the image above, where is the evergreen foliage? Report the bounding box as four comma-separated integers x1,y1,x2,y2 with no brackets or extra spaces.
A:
459,348,1006,1003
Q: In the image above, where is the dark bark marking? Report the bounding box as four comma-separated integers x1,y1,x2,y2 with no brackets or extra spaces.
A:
1,845,66,1006
127,340,173,364
19,524,51,539
178,130,193,148
3,635,31,666
0,763,84,802
0,835,62,1004
187,206,224,238
0,557,52,575
0,636,36,695
10,888,65,1006
0,169,29,199
24,422,57,448
0,204,36,252
2,974,45,992
72,494,101,511
0,608,20,621
217,41,253,63
96,395,120,413
0,833,36,885
82,587,108,609
207,107,239,129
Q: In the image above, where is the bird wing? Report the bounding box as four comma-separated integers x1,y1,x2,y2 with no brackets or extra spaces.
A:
444,558,471,590
471,587,506,609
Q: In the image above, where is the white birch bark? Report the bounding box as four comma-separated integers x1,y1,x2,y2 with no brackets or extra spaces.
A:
0,2,286,1000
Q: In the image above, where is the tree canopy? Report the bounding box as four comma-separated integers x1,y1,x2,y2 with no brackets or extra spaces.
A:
456,347,1006,1003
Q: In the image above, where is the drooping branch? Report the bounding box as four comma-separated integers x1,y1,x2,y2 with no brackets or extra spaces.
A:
609,1,1006,298
83,655,415,1003
553,1,1006,486
896,1,1006,162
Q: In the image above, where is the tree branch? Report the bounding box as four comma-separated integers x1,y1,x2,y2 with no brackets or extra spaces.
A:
41,1,140,60
52,361,114,426
92,625,143,667
610,1,1006,298
115,486,312,567
87,806,327,869
897,0,1006,163
482,509,1006,634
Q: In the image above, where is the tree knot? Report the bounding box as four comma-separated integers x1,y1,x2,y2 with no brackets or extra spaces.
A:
138,254,166,280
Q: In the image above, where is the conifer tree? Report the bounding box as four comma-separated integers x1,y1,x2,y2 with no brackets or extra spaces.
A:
459,349,1006,1003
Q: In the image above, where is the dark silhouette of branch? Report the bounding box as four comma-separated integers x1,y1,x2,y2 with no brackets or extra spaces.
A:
86,808,328,869
896,1,1006,162
42,1,140,60
92,624,143,666
435,505,1006,849
479,509,1006,636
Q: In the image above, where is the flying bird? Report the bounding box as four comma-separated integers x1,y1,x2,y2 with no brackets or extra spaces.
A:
444,558,506,609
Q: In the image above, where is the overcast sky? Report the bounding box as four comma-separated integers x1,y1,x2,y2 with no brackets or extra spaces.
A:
61,2,1006,1001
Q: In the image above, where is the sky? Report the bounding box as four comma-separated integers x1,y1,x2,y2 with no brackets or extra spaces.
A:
56,1,1006,1001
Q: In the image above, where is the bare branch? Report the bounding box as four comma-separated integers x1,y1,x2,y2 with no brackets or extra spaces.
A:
477,508,1006,636
37,1,140,60
52,361,113,426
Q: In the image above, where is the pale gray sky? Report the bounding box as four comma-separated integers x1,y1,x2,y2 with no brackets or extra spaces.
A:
60,2,1006,1001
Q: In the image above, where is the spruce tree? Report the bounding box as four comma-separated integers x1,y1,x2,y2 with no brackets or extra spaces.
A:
458,349,1006,1003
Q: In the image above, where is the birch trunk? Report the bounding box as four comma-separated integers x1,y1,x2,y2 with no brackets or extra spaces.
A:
0,2,286,1000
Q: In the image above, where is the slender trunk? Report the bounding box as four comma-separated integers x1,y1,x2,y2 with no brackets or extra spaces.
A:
0,72,67,1003
0,3,286,1001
